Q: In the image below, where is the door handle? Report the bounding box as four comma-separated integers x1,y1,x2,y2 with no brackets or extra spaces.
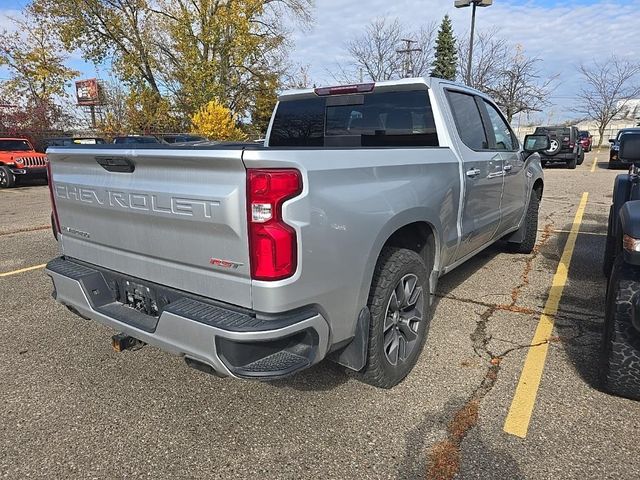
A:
503,164,513,172
487,171,506,179
466,168,481,178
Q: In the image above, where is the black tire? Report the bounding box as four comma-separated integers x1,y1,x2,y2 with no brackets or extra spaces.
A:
567,156,577,169
603,205,616,277
600,256,640,400
0,165,15,188
507,190,539,254
357,247,431,388
578,151,584,166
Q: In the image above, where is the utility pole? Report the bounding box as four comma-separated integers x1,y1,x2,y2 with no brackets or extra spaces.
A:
455,0,493,86
396,39,422,78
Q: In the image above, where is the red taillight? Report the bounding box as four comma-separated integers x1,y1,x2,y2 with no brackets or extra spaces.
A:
314,83,375,96
46,158,61,235
247,169,302,281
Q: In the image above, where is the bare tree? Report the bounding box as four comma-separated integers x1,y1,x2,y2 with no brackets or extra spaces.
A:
576,56,640,146
458,31,556,123
283,65,313,89
333,18,436,83
457,29,507,91
487,46,557,123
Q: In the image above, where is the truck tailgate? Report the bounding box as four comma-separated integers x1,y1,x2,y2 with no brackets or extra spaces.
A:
48,147,252,308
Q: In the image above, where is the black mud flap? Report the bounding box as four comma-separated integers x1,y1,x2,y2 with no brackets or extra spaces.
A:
329,307,370,372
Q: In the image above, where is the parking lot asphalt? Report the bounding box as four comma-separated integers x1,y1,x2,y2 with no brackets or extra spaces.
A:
1,151,639,479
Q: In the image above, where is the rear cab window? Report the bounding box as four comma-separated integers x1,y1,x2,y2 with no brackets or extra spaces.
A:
269,90,439,148
446,91,488,150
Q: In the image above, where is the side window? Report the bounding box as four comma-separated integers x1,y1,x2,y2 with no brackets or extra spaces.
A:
447,91,488,150
482,100,517,151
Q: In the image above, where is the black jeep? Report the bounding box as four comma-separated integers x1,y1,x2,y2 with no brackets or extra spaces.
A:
601,131,640,400
534,125,584,169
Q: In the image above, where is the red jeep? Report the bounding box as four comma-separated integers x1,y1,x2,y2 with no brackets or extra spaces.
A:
0,138,48,188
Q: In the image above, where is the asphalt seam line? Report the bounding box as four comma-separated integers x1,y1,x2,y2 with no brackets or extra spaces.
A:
503,192,589,439
0,225,50,236
0,264,47,277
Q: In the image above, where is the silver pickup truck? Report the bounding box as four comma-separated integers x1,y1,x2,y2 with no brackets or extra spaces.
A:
45,78,548,388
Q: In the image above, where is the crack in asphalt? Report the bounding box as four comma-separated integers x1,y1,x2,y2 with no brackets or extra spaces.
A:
0,225,49,236
426,215,558,480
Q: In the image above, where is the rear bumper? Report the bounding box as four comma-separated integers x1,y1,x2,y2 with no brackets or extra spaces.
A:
45,257,330,380
540,152,575,161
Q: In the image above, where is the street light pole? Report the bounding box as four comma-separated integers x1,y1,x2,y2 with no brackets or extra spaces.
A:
467,1,477,86
455,0,492,86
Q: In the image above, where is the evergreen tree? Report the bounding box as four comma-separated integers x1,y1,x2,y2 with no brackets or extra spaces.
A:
431,15,457,80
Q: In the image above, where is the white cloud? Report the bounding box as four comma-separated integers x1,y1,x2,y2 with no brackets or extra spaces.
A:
289,0,640,120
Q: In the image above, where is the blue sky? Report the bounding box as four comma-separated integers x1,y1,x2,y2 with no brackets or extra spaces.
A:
1,0,640,122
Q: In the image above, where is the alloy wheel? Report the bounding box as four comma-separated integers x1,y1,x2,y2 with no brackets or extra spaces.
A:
383,273,424,366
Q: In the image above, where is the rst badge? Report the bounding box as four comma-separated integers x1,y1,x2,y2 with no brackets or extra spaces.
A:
209,258,243,270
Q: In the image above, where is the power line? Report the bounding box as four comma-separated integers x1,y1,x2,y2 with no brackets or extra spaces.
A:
396,39,422,78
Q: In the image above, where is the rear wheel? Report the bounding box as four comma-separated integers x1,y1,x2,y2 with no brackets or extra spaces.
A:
600,257,640,400
567,156,577,169
0,165,15,188
357,247,431,389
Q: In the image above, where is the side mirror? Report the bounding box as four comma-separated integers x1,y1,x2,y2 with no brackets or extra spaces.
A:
523,134,550,153
619,133,640,164
609,139,616,144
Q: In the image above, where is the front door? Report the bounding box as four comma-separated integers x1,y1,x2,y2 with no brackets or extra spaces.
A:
480,99,527,235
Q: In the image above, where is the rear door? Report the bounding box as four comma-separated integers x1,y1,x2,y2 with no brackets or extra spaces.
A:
479,99,526,236
48,147,253,308
446,90,505,260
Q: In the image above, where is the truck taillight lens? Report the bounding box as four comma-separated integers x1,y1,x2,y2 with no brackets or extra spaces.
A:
247,169,302,281
46,159,61,236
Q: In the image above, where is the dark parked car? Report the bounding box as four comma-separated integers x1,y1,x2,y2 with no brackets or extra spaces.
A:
601,130,640,400
609,128,640,169
160,134,208,144
534,125,584,169
43,137,107,151
579,130,593,152
112,136,165,145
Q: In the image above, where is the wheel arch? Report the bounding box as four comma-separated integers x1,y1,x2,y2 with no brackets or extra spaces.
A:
359,211,442,311
533,178,544,200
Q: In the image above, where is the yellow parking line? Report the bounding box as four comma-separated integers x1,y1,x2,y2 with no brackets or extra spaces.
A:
503,192,589,438
590,156,598,173
0,264,47,277
537,229,605,237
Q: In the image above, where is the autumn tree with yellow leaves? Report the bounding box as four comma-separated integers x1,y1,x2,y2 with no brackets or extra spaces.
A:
191,101,246,141
0,6,78,131
33,0,313,129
